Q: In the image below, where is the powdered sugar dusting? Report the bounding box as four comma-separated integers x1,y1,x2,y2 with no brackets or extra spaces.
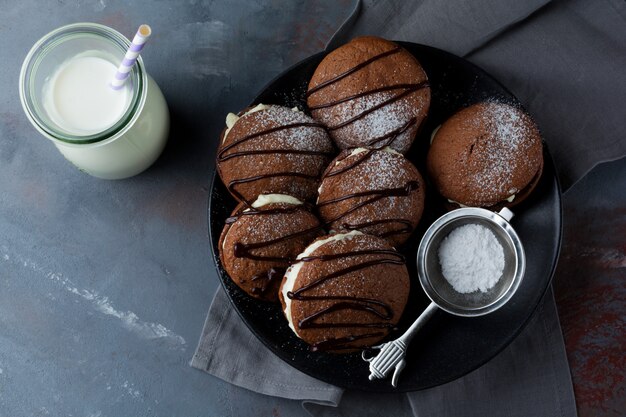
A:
227,105,332,153
326,89,423,153
307,39,429,154
282,231,363,333
344,150,406,190
453,102,541,203
223,204,320,278
438,224,505,293
318,150,422,243
219,104,335,201
302,234,391,295
285,232,407,344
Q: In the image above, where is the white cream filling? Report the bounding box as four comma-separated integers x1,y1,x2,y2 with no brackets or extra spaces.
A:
221,193,303,251
335,146,399,167
332,147,369,168
251,193,303,208
381,146,401,155
222,103,270,143
346,146,399,158
447,193,516,207
282,230,363,335
349,147,369,156
447,199,470,208
430,125,441,144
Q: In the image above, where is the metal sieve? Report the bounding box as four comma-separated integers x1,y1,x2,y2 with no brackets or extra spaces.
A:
363,207,526,386
418,207,525,316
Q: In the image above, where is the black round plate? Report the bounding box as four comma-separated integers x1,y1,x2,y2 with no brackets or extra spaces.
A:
208,42,562,392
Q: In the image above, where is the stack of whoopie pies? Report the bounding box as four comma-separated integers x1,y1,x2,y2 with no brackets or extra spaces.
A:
216,36,543,352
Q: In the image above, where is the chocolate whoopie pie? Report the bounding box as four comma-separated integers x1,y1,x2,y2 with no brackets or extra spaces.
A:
279,231,410,352
427,102,544,208
306,36,430,154
317,147,425,247
219,194,322,302
217,104,335,204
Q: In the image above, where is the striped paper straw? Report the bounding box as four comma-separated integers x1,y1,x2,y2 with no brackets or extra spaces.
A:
110,24,151,90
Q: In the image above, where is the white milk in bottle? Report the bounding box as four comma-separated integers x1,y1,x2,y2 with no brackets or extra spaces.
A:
43,55,132,135
20,23,169,179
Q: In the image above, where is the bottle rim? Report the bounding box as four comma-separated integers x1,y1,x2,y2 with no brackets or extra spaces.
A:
19,22,146,145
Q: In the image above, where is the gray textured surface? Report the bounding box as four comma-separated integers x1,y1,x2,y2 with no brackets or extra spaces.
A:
0,1,349,415
1,0,624,416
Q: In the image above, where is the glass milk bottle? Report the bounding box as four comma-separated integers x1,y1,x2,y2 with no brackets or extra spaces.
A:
19,23,169,179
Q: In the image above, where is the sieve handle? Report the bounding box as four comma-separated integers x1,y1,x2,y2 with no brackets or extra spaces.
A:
397,302,439,345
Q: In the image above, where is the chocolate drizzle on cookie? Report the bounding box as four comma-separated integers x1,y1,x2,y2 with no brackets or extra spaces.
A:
367,117,417,149
219,123,325,156
320,181,420,238
226,172,320,205
221,201,323,300
319,149,421,239
287,248,406,351
218,121,334,205
315,83,428,134
229,205,322,264
306,45,429,149
306,46,403,97
310,332,385,352
232,225,319,263
225,205,304,224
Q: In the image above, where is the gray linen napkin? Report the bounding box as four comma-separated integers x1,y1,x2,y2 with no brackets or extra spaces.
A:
191,288,342,406
193,0,626,415
326,0,551,56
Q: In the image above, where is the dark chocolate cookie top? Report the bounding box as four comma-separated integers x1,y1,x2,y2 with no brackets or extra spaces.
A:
307,36,430,154
280,231,410,352
317,147,425,246
219,194,323,302
217,104,335,204
427,102,543,207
